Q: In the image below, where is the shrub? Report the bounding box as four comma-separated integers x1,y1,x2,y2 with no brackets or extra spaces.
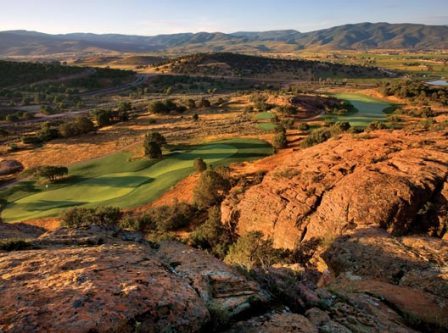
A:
298,123,310,131
193,170,231,209
58,122,80,138
421,106,434,118
225,231,281,270
33,165,68,182
38,122,59,141
148,100,185,114
75,116,95,134
251,94,271,111
5,114,19,122
278,105,298,115
117,101,132,112
144,131,167,146
332,121,351,132
93,109,113,127
143,132,166,159
273,131,287,149
281,118,295,129
145,142,162,159
22,136,43,145
147,202,196,232
187,99,196,109
194,158,207,172
40,105,56,115
61,206,122,229
302,122,351,147
366,121,388,131
198,98,211,108
119,214,155,233
301,128,332,147
148,101,168,114
189,206,232,258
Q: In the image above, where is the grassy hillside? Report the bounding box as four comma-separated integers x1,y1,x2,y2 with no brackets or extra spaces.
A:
0,60,84,87
158,53,393,79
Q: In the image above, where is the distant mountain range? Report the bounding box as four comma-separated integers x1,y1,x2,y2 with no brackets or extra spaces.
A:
1,22,447,57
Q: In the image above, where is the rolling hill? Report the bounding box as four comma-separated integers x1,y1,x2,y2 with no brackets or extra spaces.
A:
0,22,447,57
157,52,392,79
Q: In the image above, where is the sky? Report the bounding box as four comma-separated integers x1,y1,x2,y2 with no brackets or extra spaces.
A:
0,0,447,35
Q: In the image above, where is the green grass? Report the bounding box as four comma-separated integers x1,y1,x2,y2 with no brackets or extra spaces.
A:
327,93,392,127
255,112,277,131
1,139,273,222
255,112,275,120
258,123,277,131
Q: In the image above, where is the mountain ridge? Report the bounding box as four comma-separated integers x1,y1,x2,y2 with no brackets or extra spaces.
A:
1,22,447,56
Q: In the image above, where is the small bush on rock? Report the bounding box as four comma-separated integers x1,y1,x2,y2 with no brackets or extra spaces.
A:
189,206,232,259
225,231,282,270
61,206,122,229
147,202,196,232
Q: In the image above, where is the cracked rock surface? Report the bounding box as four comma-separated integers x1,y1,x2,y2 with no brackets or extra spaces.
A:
222,130,448,249
0,227,270,333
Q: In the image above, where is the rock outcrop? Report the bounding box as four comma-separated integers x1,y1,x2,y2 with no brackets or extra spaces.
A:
0,227,270,333
2,130,448,332
221,130,448,331
222,130,448,249
225,311,318,333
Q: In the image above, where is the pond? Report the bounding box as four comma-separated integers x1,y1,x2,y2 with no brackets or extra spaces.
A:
426,80,448,87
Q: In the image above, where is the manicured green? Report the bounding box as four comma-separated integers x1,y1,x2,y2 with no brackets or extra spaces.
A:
258,123,278,131
326,93,392,127
1,139,273,222
255,112,275,120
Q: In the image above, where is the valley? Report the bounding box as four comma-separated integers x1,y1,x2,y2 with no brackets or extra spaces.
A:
0,8,447,333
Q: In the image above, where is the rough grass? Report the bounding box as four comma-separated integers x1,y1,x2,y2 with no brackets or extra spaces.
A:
1,139,273,222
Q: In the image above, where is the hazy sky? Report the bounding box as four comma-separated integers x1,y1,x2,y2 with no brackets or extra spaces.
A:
1,0,447,35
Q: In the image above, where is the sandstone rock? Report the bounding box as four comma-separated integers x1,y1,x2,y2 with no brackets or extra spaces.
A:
305,308,352,333
323,228,448,298
155,240,271,318
0,160,23,176
0,222,45,240
330,278,448,332
222,131,448,249
225,311,318,333
0,243,209,333
305,307,331,327
220,130,448,332
0,228,269,332
327,291,420,333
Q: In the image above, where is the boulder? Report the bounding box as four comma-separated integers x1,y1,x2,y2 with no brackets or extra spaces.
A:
0,160,23,176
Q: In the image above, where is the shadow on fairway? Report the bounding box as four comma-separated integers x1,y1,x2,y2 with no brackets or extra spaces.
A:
66,175,153,187
15,200,86,211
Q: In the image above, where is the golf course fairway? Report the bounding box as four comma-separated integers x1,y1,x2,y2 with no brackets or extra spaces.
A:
330,93,392,127
1,139,273,222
